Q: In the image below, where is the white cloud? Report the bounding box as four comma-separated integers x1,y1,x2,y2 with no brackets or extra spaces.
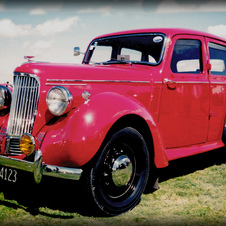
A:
35,17,79,36
33,40,53,50
207,24,226,39
0,16,79,38
23,40,54,57
29,8,46,15
78,6,112,16
0,19,32,38
29,3,63,15
156,0,226,13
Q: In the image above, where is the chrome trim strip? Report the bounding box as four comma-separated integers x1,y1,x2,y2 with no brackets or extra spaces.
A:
48,81,224,85
43,165,82,181
163,80,210,85
175,81,209,84
14,72,40,87
46,80,222,85
46,79,150,84
0,154,34,172
0,150,83,183
46,83,87,86
210,82,226,85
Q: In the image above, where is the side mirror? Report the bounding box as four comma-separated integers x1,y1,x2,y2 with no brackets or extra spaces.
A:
74,47,81,56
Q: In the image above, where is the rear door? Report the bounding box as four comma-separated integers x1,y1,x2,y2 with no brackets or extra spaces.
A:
206,38,226,142
159,35,210,148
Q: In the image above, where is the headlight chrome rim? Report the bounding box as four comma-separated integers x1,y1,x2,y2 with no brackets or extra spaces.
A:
0,85,12,110
46,86,73,116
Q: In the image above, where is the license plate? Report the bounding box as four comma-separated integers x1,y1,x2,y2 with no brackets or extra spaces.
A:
0,166,17,183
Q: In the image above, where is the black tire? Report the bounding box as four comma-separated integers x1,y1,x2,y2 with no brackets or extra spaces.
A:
83,127,150,216
222,126,226,145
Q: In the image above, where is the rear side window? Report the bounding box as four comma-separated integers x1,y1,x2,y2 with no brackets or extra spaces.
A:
171,39,202,74
209,42,226,76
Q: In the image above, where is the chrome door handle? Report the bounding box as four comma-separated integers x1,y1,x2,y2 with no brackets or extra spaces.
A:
164,78,176,90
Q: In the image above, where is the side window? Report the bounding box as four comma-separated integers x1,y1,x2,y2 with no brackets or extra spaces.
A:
91,46,112,63
171,39,202,74
209,42,226,76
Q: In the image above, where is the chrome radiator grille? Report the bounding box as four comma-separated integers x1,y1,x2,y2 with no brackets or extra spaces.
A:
6,137,21,156
7,74,40,137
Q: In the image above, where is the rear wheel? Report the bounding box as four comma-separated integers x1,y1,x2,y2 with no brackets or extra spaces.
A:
84,127,150,216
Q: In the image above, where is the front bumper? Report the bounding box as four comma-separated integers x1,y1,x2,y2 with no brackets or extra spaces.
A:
0,149,83,183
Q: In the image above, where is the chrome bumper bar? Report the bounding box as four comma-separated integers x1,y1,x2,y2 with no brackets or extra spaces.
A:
0,149,83,184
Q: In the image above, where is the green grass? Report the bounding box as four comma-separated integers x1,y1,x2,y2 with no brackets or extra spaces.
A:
0,148,225,225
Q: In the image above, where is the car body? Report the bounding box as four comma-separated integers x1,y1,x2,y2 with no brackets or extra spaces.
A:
0,28,226,216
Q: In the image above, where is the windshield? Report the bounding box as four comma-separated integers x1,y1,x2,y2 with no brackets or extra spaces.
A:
83,33,166,65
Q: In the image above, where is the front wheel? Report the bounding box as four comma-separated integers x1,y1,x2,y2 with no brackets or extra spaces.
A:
84,127,150,216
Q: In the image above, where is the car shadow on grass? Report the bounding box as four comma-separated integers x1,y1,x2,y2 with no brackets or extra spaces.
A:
0,175,91,217
0,148,225,218
158,147,226,183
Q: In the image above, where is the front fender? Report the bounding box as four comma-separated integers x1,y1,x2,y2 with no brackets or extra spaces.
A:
40,92,167,168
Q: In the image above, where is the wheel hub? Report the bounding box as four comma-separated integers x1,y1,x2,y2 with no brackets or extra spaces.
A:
111,155,133,187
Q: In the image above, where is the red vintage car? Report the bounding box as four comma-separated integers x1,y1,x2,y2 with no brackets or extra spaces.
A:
0,28,226,216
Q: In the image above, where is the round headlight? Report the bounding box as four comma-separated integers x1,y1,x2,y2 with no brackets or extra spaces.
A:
19,133,35,156
0,85,12,110
46,86,73,116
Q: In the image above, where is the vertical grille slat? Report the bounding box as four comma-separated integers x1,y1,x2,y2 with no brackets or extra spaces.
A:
23,77,30,134
19,77,27,134
27,78,35,133
15,76,24,135
8,77,19,134
6,74,40,156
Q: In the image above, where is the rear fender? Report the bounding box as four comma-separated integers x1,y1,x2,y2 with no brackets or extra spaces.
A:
40,92,168,168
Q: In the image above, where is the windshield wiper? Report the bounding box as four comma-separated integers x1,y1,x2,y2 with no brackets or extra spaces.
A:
91,60,155,66
101,60,132,65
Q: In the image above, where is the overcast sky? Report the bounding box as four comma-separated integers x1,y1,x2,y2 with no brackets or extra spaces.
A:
0,0,226,83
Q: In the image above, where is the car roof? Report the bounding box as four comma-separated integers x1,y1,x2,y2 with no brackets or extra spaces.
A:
93,28,226,43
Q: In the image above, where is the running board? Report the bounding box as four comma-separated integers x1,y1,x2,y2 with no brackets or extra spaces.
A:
165,140,225,161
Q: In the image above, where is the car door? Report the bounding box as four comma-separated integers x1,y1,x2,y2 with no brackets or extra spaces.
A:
158,35,209,148
206,38,226,142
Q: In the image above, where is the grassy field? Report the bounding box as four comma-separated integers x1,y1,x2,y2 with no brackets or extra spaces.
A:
0,148,225,225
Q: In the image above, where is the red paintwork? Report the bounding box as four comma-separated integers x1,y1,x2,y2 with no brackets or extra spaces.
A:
1,28,226,169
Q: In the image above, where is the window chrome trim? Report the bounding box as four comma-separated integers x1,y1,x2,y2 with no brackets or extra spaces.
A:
83,32,167,66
